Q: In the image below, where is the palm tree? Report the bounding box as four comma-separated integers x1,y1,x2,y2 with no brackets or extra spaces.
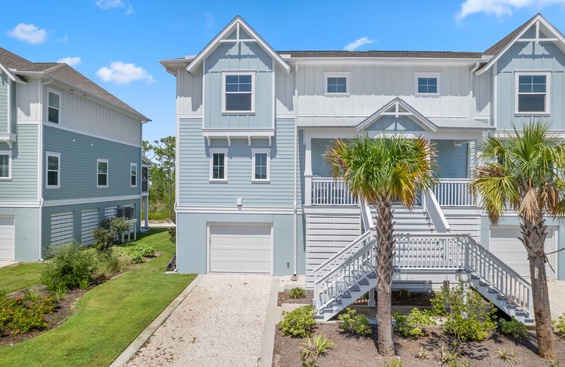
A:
470,121,564,359
325,135,437,356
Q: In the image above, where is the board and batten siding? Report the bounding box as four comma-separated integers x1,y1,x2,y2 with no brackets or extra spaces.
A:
0,73,7,132
203,30,274,129
177,118,302,207
42,126,141,201
0,124,38,201
296,65,473,118
495,28,565,130
16,79,41,123
177,66,203,116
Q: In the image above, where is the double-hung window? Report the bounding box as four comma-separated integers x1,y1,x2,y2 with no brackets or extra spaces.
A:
516,73,550,114
130,163,137,187
252,149,270,182
415,73,440,95
0,151,12,180
209,149,228,181
324,72,349,95
48,90,60,124
46,152,60,188
97,159,109,188
223,73,254,113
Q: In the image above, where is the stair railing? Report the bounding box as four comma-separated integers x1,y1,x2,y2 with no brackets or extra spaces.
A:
395,233,467,270
422,189,451,233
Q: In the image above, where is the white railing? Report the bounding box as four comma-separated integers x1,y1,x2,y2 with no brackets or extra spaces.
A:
433,179,475,207
422,189,451,233
395,233,467,270
311,177,357,206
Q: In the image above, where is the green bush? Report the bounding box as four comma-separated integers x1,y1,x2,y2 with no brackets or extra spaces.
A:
337,307,372,336
94,217,131,252
300,334,335,367
39,243,98,292
500,317,528,340
279,305,316,338
393,308,435,339
553,313,565,338
431,279,497,342
0,295,57,335
122,244,156,264
168,227,176,244
289,287,306,299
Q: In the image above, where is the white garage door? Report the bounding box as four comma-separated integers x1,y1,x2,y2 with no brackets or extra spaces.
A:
209,224,272,273
51,212,74,246
0,216,15,260
81,209,99,245
490,226,557,279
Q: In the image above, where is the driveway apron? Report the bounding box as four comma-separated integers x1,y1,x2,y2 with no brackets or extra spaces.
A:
125,273,272,367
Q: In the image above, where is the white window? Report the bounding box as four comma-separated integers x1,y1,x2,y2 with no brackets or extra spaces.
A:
97,159,109,188
130,163,137,187
48,90,61,124
515,72,550,114
415,73,441,95
209,149,228,181
222,72,255,113
46,152,61,188
0,151,12,180
324,72,350,95
252,148,270,182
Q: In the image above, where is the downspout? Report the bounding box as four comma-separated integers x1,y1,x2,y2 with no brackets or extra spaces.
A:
292,61,298,281
38,79,53,261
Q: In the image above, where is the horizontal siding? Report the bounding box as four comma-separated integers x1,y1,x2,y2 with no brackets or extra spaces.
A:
42,126,141,200
178,118,301,207
0,124,38,201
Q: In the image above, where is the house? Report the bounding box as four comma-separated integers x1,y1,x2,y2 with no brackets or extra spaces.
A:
161,14,565,322
0,48,149,262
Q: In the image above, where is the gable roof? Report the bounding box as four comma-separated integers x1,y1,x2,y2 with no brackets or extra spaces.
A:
186,16,291,74
356,97,438,132
0,47,149,121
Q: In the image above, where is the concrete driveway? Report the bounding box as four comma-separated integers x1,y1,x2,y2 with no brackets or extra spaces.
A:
122,274,275,367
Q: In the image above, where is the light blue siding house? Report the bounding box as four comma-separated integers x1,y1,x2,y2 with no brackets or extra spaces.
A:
0,48,149,261
162,14,565,323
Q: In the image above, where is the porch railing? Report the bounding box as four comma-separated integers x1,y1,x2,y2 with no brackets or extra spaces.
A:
311,177,357,206
433,179,475,206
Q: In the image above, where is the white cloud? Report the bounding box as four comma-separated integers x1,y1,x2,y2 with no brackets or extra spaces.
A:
96,0,133,15
343,37,375,51
96,61,155,84
58,57,82,67
456,0,565,20
6,23,47,44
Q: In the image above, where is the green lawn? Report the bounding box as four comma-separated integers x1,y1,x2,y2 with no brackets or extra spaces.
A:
0,229,195,367
0,262,45,293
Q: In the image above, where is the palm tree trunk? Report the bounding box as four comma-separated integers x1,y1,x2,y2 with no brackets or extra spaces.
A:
375,198,395,356
521,220,556,359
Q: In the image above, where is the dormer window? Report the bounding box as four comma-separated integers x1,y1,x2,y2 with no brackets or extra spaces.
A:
223,72,255,113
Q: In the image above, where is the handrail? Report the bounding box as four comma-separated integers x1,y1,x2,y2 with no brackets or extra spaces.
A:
423,189,450,233
433,178,475,207
312,231,372,274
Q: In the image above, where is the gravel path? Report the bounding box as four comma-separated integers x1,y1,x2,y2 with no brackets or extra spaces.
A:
125,274,272,367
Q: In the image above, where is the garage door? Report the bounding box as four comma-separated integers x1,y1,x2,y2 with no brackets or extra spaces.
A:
81,209,99,245
490,226,557,279
51,212,74,246
209,224,272,273
0,216,15,260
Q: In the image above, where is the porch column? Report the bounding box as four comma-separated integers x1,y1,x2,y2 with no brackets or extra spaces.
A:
304,136,312,206
144,195,149,228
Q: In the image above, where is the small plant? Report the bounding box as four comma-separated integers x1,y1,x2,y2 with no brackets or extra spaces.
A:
496,347,521,366
279,305,316,338
439,345,458,365
0,295,58,336
397,288,410,299
549,361,563,367
500,317,528,340
122,244,156,264
382,358,403,367
393,308,435,339
300,334,334,367
289,287,306,299
338,307,372,336
23,288,40,302
415,347,431,359
553,313,565,338
168,227,176,243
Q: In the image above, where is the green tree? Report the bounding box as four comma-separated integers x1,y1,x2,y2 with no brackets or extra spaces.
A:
325,135,437,356
470,121,562,359
143,136,176,221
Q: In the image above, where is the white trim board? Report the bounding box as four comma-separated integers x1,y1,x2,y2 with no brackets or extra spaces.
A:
43,195,141,207
176,205,303,215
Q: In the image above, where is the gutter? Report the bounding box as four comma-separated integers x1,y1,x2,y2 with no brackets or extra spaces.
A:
292,62,298,281
38,79,54,261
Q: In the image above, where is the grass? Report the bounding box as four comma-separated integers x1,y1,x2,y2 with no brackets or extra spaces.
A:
0,229,195,367
0,262,45,294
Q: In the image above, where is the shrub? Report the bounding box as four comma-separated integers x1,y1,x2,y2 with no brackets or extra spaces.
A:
393,308,435,339
39,243,98,292
97,249,129,278
122,244,156,264
94,217,131,252
0,295,58,335
431,279,497,342
337,307,372,336
300,334,335,367
553,313,565,338
168,227,176,243
289,287,306,299
500,317,528,340
279,305,316,338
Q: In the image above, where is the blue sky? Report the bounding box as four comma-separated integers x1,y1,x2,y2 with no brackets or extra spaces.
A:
3,0,565,144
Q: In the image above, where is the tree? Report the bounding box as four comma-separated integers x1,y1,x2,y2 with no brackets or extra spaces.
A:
470,121,563,359
143,136,176,221
325,135,437,356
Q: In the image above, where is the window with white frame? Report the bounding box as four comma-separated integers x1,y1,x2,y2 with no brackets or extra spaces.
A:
0,151,12,180
516,73,550,114
415,73,440,95
46,152,60,188
252,148,270,182
130,163,137,187
223,73,254,112
325,72,349,95
209,149,228,181
97,159,109,188
48,90,60,124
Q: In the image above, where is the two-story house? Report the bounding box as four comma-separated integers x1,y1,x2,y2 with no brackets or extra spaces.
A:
161,14,565,322
0,48,149,262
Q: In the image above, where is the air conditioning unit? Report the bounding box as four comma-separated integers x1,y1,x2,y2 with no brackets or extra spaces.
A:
116,207,135,220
